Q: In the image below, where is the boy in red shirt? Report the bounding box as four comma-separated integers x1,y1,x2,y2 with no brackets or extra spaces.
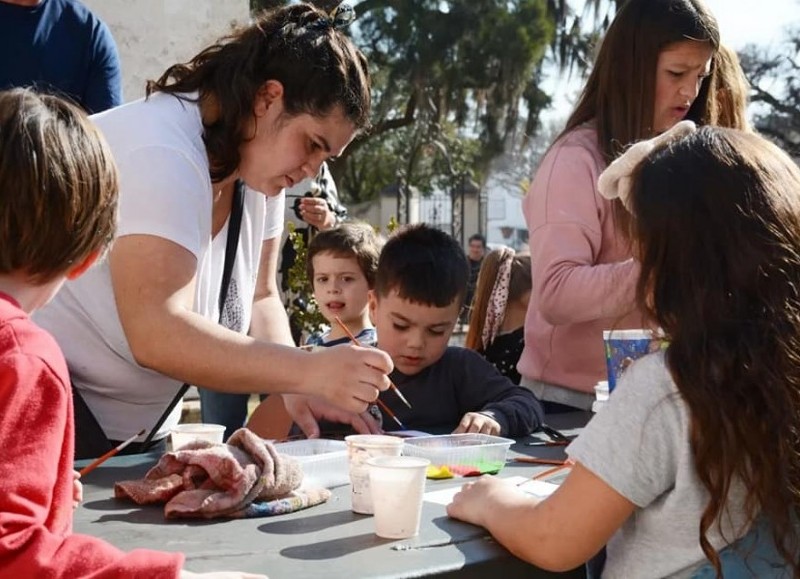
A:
0,88,263,579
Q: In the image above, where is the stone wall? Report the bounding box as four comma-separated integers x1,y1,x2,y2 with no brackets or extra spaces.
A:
81,0,249,102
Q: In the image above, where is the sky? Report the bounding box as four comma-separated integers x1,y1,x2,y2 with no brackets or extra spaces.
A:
543,0,799,120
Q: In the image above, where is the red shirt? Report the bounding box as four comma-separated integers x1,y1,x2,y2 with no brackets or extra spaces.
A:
0,293,182,577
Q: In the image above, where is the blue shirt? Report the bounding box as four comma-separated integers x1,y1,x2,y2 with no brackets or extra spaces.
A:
0,0,122,113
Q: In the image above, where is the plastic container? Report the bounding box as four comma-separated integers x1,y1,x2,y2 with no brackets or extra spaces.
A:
402,433,514,476
170,423,225,449
274,439,349,488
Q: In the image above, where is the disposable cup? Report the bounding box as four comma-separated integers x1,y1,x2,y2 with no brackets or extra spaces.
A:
367,456,430,539
594,380,609,402
602,329,662,391
345,434,404,514
170,423,225,449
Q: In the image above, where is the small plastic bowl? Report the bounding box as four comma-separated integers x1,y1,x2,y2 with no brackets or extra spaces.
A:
170,423,225,449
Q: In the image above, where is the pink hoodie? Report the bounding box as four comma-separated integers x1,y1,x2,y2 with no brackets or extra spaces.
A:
518,125,645,394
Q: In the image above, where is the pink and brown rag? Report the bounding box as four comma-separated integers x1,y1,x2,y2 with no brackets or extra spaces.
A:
114,428,330,519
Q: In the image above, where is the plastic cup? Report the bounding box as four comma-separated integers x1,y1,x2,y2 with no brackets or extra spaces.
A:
170,423,225,449
594,380,609,402
345,434,404,514
602,329,662,392
367,456,430,539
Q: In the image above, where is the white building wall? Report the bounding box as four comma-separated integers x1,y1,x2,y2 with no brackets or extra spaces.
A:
82,0,249,102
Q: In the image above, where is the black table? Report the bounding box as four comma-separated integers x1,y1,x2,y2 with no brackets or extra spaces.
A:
73,412,591,578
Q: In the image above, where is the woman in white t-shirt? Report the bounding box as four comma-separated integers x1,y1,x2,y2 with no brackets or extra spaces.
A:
448,125,800,576
35,3,392,459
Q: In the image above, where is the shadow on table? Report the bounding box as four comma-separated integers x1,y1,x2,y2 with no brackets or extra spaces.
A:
278,532,385,560
258,508,365,535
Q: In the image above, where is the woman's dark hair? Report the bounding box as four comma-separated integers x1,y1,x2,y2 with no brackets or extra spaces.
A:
561,0,719,239
146,3,371,182
630,126,800,577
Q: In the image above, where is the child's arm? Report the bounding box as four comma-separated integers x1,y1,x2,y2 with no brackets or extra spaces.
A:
454,349,544,437
0,353,183,577
447,461,635,571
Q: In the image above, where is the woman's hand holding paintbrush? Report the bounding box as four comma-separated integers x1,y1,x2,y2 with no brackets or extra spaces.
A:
333,316,410,429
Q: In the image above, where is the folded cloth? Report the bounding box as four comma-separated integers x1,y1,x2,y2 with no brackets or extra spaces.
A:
115,427,330,518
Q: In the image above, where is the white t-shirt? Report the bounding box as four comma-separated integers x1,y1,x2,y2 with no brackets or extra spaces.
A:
567,352,751,578
35,92,284,441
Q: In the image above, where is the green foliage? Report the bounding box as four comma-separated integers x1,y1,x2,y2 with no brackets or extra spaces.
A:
284,223,326,338
247,0,617,204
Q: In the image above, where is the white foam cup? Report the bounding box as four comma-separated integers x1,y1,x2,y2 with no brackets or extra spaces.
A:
367,455,430,539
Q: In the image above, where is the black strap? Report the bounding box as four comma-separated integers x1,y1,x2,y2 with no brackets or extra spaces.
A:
141,179,245,450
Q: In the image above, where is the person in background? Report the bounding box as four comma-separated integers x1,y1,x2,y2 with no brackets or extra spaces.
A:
0,88,262,579
449,124,799,579
460,233,486,326
0,0,122,114
519,0,720,412
304,221,382,347
465,248,532,384
281,161,347,344
247,221,383,438
35,3,392,458
369,225,543,437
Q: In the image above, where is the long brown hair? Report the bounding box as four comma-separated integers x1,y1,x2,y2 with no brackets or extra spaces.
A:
630,127,800,576
146,3,371,183
465,248,532,351
561,0,719,238
713,44,750,130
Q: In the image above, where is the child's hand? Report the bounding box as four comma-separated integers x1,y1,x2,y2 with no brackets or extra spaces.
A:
453,412,501,436
72,470,83,509
446,476,522,527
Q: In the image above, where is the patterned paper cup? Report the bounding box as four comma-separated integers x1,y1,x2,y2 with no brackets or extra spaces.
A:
602,329,663,392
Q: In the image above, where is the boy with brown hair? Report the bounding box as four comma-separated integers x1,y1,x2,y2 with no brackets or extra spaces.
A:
0,88,261,578
305,221,383,347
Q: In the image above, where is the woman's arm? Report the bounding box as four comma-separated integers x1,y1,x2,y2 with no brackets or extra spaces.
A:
525,139,639,326
249,237,294,346
109,234,390,413
447,462,635,571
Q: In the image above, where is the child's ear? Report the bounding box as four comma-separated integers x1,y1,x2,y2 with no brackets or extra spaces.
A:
66,250,101,280
367,290,378,324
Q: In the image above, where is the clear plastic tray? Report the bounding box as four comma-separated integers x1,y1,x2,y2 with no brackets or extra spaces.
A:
402,433,513,476
273,439,349,488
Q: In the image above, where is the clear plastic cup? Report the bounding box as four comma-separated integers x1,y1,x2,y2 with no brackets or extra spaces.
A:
170,423,225,449
367,456,430,539
345,434,404,514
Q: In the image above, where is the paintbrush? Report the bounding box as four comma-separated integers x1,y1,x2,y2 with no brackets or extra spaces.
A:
513,457,567,466
376,398,406,429
333,315,413,409
78,429,146,476
516,462,572,486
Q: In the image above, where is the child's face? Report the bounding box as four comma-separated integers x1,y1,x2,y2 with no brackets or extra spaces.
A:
652,40,713,134
311,252,371,326
368,289,460,376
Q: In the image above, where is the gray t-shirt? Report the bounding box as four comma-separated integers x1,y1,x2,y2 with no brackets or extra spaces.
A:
568,352,750,578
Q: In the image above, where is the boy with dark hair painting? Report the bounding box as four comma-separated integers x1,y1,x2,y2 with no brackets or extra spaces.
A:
0,88,261,579
369,224,543,437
